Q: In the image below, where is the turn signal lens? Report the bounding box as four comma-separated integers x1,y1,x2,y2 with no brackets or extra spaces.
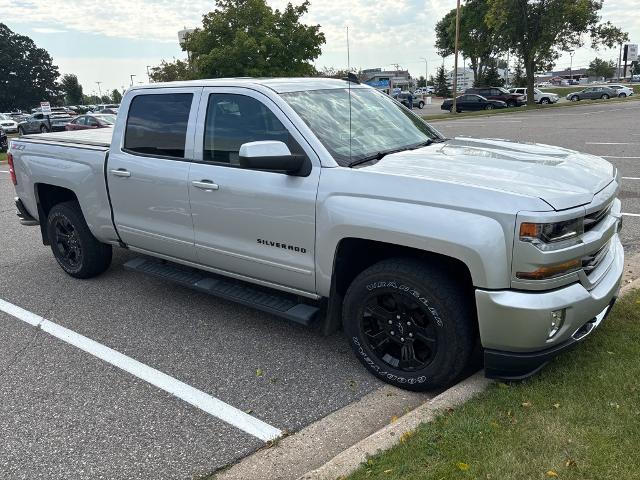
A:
516,259,581,280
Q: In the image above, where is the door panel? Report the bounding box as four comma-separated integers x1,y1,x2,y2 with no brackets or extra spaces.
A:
107,88,201,261
189,88,320,293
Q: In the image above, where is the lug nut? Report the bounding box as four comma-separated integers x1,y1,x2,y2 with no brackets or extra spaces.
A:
408,333,413,338
406,321,411,326
388,320,393,324
390,331,395,335
400,337,405,342
396,315,401,319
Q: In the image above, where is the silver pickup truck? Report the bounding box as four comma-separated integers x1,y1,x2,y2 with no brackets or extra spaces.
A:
8,78,623,391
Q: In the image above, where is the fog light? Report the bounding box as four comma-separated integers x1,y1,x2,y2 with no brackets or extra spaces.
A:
548,309,566,338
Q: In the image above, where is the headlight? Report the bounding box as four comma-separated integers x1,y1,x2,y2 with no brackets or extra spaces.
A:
519,217,584,251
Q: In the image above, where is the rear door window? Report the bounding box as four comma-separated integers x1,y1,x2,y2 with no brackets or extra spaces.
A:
124,93,193,158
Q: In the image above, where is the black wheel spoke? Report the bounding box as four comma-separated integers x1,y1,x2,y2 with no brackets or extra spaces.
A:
414,329,437,344
364,303,392,323
400,343,418,368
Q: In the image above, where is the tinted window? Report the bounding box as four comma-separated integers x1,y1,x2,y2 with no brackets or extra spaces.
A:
124,93,192,158
203,94,295,165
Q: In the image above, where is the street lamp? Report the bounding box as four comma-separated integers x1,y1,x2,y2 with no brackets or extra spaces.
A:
130,74,136,87
569,51,575,83
451,0,461,114
96,81,103,101
419,58,428,86
146,66,152,83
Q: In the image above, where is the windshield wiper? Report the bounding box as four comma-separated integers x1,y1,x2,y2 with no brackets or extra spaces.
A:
349,139,434,167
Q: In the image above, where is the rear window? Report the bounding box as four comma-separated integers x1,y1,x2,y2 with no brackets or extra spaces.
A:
124,93,192,158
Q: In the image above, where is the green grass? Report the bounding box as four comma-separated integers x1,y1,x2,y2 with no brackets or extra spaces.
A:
347,289,640,480
424,94,640,122
0,151,7,163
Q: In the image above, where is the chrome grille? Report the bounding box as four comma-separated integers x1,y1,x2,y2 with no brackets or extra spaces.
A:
584,203,612,232
582,242,609,274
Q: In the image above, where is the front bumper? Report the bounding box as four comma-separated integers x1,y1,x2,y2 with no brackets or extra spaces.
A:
476,235,623,380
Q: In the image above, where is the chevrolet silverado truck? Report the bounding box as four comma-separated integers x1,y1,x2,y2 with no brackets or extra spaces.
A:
8,78,624,391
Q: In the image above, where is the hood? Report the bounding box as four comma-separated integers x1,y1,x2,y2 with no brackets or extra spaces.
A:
362,137,615,210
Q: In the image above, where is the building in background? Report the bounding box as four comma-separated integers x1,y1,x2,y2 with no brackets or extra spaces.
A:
446,67,474,91
362,68,413,93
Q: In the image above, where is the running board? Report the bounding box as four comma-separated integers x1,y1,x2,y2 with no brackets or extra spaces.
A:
124,257,319,327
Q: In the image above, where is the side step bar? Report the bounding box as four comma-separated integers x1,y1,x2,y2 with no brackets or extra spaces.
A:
124,257,319,327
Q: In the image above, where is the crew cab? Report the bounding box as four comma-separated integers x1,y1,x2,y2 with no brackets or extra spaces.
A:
9,78,624,390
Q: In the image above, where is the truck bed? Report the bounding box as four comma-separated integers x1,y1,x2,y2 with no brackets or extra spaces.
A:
19,128,113,148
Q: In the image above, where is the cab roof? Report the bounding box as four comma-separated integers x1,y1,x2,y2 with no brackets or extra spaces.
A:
129,77,370,94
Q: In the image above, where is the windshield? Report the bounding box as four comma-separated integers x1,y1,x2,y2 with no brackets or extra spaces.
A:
0,114,9,120
96,114,116,124
281,88,442,166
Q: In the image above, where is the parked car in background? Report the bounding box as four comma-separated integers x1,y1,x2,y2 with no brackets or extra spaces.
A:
415,86,435,95
0,113,19,133
441,94,507,112
0,127,7,152
537,81,553,87
66,114,116,131
465,87,525,107
509,88,559,104
5,112,29,123
18,112,74,134
395,92,425,109
607,85,634,98
567,87,617,101
93,104,120,114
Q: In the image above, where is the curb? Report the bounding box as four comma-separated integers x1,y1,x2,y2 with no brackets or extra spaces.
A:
298,372,491,480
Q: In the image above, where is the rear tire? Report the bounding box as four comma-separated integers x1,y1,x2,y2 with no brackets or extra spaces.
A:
40,125,49,133
46,201,112,279
601,94,609,100
571,95,579,102
485,104,494,110
618,93,626,98
507,101,516,108
418,101,425,109
342,258,476,391
540,98,550,104
18,127,25,136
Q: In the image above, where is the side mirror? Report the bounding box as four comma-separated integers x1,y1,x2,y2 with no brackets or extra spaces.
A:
239,141,309,176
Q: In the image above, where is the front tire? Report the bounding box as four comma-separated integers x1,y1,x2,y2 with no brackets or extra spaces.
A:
618,93,626,98
342,258,476,391
40,125,49,133
507,101,516,108
18,126,25,136
46,201,112,279
540,98,550,104
601,94,609,100
571,95,579,102
418,101,425,109
485,104,494,110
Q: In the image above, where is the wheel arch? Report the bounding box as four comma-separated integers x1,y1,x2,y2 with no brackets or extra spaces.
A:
34,183,79,245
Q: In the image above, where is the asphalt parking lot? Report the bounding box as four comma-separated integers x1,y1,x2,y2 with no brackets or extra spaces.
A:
1,100,639,479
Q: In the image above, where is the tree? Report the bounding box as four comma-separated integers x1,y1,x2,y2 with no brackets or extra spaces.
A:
149,59,193,82
427,75,435,86
475,60,504,87
417,76,426,88
435,0,501,85
434,65,451,98
632,62,640,76
512,60,527,87
111,89,122,104
587,57,616,79
183,0,325,78
486,0,629,105
0,23,60,111
60,74,83,105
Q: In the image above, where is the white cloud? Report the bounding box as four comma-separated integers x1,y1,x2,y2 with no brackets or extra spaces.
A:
1,0,637,86
32,27,68,34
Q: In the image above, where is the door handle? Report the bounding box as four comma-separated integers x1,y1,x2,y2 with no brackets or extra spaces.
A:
192,180,219,191
109,168,131,178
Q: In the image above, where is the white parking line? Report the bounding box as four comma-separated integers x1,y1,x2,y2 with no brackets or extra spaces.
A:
0,170,8,173
586,142,639,145
0,298,282,442
622,177,640,180
622,213,640,217
602,156,640,159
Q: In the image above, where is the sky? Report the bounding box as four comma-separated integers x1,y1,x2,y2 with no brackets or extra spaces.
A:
0,0,638,95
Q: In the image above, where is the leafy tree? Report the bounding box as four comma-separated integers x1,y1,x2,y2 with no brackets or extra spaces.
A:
149,58,193,82
427,75,435,86
317,67,365,81
111,89,123,104
183,0,325,78
486,0,629,105
435,0,501,86
416,76,426,88
512,60,527,87
434,65,451,98
60,74,83,105
632,62,640,76
0,23,60,111
587,57,616,79
475,60,504,87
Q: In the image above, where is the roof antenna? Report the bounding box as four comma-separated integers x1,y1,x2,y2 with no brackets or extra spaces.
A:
347,26,352,163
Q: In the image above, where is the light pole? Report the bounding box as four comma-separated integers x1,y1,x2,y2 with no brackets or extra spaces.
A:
569,51,575,83
130,74,136,87
96,81,103,103
146,66,152,83
419,57,428,87
451,0,461,114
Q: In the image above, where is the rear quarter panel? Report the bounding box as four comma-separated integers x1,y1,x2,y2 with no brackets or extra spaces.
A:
11,139,118,243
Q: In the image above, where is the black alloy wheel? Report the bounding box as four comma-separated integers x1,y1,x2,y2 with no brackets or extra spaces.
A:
359,290,439,373
485,104,494,110
601,94,609,99
52,214,83,271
